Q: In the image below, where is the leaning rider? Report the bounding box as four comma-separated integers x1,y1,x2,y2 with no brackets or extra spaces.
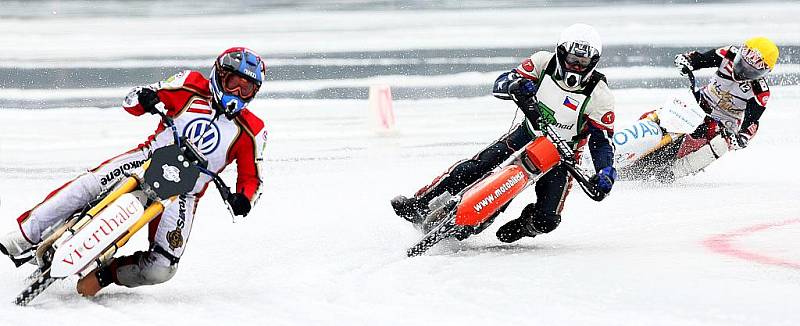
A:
391,24,617,243
1,47,268,296
667,37,779,179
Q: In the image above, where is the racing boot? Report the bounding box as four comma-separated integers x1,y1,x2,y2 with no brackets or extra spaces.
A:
0,230,35,266
496,204,540,243
390,195,428,224
77,265,114,297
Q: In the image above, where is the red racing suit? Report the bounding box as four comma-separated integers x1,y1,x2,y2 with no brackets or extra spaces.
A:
16,70,267,287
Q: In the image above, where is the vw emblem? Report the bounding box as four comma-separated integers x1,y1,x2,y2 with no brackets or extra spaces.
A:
183,118,220,155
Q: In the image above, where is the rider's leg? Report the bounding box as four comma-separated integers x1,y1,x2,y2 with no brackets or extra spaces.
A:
2,148,148,263
496,164,571,243
77,195,197,296
392,123,533,221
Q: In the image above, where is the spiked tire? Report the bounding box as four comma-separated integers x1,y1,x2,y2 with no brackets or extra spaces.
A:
15,268,55,306
407,214,459,257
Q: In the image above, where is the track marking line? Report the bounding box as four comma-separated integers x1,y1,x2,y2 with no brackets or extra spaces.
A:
702,218,800,270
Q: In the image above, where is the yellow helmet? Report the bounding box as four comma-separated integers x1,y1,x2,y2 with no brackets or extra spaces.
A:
733,37,779,81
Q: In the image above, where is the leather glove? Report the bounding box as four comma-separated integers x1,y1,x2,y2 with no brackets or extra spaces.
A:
227,192,252,216
591,166,617,194
507,78,537,102
138,87,163,115
734,133,750,149
674,53,694,76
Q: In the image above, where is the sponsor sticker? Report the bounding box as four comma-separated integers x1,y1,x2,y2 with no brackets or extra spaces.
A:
601,111,615,125
521,58,534,72
162,164,181,183
167,228,183,250
183,118,221,155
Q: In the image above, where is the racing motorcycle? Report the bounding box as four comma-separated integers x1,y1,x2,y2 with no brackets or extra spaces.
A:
612,70,712,182
406,103,607,257
14,106,236,306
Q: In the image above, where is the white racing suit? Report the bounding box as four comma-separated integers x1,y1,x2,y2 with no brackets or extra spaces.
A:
670,46,770,178
15,70,267,287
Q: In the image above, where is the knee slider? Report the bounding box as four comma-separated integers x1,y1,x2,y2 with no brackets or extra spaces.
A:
139,263,177,285
113,251,178,287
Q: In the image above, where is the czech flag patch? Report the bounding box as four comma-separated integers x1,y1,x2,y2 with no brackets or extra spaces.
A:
563,96,579,111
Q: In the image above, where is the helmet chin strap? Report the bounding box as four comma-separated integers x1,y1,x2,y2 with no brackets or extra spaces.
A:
210,99,226,121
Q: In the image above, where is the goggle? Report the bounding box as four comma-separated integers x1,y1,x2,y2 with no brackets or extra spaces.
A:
221,70,258,99
733,47,770,81
564,53,592,72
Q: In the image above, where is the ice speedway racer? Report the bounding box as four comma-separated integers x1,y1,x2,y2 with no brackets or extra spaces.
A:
614,37,779,182
612,71,733,182
11,109,237,306
405,101,608,257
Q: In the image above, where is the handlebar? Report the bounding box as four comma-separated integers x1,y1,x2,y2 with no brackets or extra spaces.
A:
517,101,607,202
684,69,701,103
154,107,241,221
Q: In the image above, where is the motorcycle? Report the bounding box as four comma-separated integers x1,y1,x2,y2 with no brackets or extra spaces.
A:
406,102,607,257
13,105,236,306
612,71,713,182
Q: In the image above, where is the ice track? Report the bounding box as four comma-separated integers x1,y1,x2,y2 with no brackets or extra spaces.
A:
1,87,799,325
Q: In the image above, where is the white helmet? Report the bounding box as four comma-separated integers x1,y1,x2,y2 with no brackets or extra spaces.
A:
555,23,602,89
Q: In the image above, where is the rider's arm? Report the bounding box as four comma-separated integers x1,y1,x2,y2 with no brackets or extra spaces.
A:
741,98,766,133
493,51,552,100
584,82,616,172
122,70,205,117
683,47,728,70
492,71,522,100
229,110,267,205
588,123,614,172
734,78,770,148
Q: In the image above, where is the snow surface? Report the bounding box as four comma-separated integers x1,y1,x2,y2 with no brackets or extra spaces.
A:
1,2,800,325
1,87,799,325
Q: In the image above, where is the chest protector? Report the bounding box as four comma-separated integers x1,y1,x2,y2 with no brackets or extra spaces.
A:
527,57,604,147
700,47,766,132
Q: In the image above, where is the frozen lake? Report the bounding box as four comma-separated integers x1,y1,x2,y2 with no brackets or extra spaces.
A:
1,1,799,325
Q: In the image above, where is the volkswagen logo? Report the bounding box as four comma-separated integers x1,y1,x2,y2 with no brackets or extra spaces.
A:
183,118,220,155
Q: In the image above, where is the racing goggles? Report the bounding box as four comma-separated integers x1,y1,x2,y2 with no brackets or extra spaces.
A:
221,70,259,99
732,46,771,81
564,53,593,72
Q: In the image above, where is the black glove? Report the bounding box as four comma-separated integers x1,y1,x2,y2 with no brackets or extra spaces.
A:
674,53,694,76
227,192,252,216
734,133,750,149
507,78,538,102
138,87,162,115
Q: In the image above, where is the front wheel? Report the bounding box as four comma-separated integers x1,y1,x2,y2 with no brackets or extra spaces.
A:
407,214,460,257
15,268,56,306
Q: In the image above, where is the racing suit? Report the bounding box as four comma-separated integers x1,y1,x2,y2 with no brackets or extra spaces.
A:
15,70,267,287
411,51,615,236
670,46,770,178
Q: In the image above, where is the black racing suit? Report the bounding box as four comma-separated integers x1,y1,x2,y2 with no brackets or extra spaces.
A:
412,69,614,234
